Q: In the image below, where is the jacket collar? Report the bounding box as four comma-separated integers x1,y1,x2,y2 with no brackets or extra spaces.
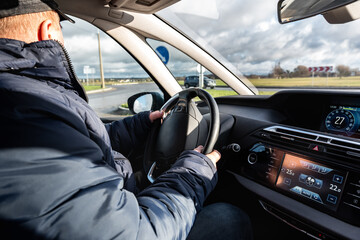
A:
0,38,88,102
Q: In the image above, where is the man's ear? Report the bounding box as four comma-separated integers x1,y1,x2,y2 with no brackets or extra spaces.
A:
39,19,53,41
38,19,64,44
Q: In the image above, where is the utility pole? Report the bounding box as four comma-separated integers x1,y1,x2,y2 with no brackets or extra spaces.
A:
197,64,204,88
98,30,105,89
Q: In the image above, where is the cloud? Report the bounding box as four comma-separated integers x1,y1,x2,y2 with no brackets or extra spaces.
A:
161,0,360,74
62,19,151,78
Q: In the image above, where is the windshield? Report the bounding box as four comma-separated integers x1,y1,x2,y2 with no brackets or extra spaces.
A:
158,0,360,95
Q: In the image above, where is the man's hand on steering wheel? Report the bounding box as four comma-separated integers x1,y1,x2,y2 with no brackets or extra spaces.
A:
194,145,221,168
149,110,164,123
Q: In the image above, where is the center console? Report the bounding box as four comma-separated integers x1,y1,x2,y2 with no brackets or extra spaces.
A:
242,126,360,227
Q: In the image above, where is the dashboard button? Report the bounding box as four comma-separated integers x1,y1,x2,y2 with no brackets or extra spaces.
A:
310,193,323,203
318,166,332,175
299,173,307,183
308,163,319,172
290,186,302,195
260,133,270,139
248,153,257,165
305,176,316,187
309,144,324,152
301,188,312,198
314,179,323,189
333,174,344,184
284,178,291,185
343,193,360,209
326,194,338,204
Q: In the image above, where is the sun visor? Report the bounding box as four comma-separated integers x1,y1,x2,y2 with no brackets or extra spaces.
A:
323,1,360,24
106,0,180,14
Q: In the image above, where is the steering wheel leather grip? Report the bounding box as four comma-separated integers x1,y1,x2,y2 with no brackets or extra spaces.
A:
144,88,220,183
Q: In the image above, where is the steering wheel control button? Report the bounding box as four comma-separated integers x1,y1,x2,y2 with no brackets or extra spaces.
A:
174,105,186,112
326,194,338,204
248,153,257,164
333,174,344,184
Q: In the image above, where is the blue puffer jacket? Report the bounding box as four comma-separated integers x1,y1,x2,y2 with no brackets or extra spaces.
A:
0,39,217,239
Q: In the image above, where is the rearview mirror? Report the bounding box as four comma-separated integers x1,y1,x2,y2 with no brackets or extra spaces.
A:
128,92,164,114
278,0,356,24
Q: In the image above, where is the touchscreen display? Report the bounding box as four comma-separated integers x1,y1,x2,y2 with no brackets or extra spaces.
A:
323,105,360,138
276,154,346,211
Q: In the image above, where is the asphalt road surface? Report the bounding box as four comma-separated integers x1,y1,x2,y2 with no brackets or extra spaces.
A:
88,82,161,118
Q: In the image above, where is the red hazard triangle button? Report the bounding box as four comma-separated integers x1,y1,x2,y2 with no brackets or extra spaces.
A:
309,144,324,152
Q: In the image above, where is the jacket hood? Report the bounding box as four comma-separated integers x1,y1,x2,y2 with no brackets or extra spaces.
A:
0,38,87,101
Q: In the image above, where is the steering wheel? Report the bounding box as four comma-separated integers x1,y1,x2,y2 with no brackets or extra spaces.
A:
144,88,220,183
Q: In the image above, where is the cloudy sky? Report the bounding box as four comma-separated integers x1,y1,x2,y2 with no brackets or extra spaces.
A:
62,0,360,78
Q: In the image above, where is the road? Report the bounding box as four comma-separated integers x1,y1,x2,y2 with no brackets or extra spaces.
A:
88,83,161,118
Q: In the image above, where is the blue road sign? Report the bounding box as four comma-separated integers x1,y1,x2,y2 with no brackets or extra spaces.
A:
155,46,169,65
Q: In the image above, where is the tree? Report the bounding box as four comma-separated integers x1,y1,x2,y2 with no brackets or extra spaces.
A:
293,65,310,77
336,65,351,78
351,68,360,76
272,63,284,79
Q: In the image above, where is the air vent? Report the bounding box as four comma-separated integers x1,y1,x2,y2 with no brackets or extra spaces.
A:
264,126,322,143
331,139,360,151
262,126,360,162
276,128,317,140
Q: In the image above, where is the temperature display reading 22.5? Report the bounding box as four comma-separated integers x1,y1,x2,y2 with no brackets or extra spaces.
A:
325,106,360,137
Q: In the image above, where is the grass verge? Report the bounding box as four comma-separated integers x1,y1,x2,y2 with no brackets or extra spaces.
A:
83,85,102,91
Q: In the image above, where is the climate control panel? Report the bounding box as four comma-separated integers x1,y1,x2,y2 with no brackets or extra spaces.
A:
242,142,360,226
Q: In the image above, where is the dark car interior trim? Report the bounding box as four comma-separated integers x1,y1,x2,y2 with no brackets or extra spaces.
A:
201,90,360,239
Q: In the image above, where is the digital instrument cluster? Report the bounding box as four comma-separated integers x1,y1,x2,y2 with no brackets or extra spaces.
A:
323,105,360,138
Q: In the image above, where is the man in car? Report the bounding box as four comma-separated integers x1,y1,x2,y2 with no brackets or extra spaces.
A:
0,0,252,239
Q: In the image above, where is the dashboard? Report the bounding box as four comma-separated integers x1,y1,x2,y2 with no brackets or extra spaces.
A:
211,90,360,240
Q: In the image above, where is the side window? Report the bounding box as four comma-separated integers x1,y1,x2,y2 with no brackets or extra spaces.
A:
61,18,163,119
147,39,237,98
